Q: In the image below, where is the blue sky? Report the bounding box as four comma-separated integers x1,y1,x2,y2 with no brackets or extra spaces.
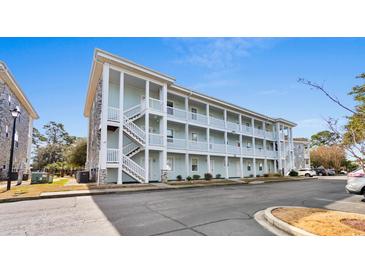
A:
0,38,364,138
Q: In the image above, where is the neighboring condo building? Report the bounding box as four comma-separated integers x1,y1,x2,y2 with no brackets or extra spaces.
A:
293,138,311,169
84,49,297,184
0,62,39,180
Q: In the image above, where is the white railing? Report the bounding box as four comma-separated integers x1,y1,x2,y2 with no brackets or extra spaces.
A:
107,148,119,163
242,147,254,156
254,128,265,138
188,140,208,151
123,142,140,156
188,112,208,125
108,107,120,122
167,107,186,121
209,116,225,128
227,145,241,154
167,137,186,149
226,121,240,132
267,150,278,158
149,133,164,146
124,104,142,119
265,131,276,140
122,155,145,182
149,98,163,113
123,115,146,143
209,143,226,153
241,125,253,135
255,148,265,157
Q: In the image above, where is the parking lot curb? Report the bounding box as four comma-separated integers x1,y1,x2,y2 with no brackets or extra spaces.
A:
264,206,316,236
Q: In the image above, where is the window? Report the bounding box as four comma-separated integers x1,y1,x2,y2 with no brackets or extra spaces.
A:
191,107,197,120
246,122,250,127
8,95,11,106
247,142,251,148
259,163,263,171
191,132,198,142
247,163,251,171
167,128,174,142
192,158,198,171
167,101,174,115
5,125,8,138
167,157,174,171
305,159,309,165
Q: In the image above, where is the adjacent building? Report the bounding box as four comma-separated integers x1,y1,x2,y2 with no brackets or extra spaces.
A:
293,138,311,169
0,61,39,180
84,49,297,184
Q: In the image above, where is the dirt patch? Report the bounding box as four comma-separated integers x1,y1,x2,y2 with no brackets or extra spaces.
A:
272,207,365,236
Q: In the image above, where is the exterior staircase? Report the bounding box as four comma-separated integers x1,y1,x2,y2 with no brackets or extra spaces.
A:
121,104,147,183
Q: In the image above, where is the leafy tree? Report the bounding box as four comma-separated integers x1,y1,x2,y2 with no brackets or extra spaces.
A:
310,145,346,171
43,121,76,145
32,127,47,148
64,138,87,168
310,130,341,147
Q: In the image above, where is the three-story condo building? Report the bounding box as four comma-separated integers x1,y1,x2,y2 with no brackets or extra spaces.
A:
84,49,296,184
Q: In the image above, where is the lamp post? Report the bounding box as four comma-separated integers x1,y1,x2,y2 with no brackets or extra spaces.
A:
7,107,21,191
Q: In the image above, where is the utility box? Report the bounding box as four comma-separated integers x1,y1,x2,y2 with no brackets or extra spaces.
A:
76,171,90,184
31,172,53,184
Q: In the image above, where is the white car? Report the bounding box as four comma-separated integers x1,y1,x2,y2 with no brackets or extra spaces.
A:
297,168,316,177
345,168,365,196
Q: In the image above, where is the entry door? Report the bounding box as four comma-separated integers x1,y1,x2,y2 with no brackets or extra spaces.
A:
210,159,215,174
149,157,159,181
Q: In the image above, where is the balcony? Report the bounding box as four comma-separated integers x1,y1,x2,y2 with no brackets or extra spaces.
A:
227,145,241,154
226,121,240,132
167,137,186,150
267,150,278,158
149,133,164,146
265,131,276,140
241,125,253,135
108,107,120,122
254,128,265,138
209,116,225,128
149,98,163,113
188,112,208,125
188,140,208,151
167,107,186,121
242,147,254,156
107,148,119,163
209,143,226,153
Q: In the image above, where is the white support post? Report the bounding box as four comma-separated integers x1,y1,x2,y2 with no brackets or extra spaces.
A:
239,115,242,133
225,156,229,179
207,154,211,174
207,127,210,173
26,117,33,174
263,122,268,174
224,109,227,129
239,134,243,178
117,72,124,184
161,84,168,172
144,80,150,183
185,97,189,121
185,153,189,179
99,62,109,184
206,104,210,125
276,123,282,174
283,126,287,174
253,138,257,177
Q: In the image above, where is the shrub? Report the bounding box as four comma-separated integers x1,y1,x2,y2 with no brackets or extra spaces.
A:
249,174,254,178
263,173,269,177
289,170,299,176
176,175,182,181
216,174,222,179
272,173,282,177
204,173,213,180
186,176,192,181
256,174,261,178
192,174,201,180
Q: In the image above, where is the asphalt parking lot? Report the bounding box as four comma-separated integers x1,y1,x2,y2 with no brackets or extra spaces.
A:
0,178,364,236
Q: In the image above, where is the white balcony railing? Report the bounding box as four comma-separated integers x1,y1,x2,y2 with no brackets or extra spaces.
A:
255,148,265,157
108,107,120,122
149,98,163,113
107,148,119,163
265,131,276,140
226,121,240,132
254,128,265,138
167,137,186,149
149,133,164,146
242,147,254,156
227,145,241,154
209,143,226,153
267,150,278,158
209,116,225,128
241,125,253,135
188,112,208,125
188,140,208,151
167,107,186,121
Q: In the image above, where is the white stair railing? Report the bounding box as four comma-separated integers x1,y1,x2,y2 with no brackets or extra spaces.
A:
122,154,145,182
123,115,146,143
123,142,140,156
124,104,143,120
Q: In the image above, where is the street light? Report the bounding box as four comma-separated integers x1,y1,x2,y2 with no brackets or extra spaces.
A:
7,106,21,191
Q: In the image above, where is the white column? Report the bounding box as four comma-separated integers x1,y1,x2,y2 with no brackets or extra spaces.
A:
144,80,150,183
252,138,257,177
207,127,211,173
185,97,189,121
239,115,242,133
289,128,294,170
283,126,287,173
263,122,268,174
206,104,210,125
26,117,33,174
207,154,211,174
239,134,243,178
224,109,227,129
185,153,189,179
225,156,229,178
276,123,282,174
161,84,168,172
117,72,124,184
98,62,109,184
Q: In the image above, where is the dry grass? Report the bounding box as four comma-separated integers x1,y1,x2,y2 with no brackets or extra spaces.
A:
272,207,365,236
167,179,241,186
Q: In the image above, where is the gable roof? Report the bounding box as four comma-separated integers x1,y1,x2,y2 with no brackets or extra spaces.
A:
0,61,39,119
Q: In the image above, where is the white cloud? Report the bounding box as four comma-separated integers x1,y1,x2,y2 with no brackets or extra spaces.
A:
167,38,275,69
